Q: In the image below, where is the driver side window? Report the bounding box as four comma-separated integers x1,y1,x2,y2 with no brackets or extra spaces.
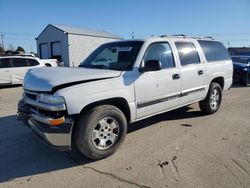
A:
144,43,175,69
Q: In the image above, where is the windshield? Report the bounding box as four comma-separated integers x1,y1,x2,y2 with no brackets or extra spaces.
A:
232,56,250,64
79,41,143,71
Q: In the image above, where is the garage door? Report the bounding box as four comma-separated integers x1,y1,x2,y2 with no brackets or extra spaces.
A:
51,42,61,56
40,43,49,59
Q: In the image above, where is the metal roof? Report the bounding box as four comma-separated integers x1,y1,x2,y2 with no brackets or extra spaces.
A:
51,24,121,39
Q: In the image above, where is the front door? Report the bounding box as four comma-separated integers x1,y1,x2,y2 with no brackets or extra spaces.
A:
134,42,182,119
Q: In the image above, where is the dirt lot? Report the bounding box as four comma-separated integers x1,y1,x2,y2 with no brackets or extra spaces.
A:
0,86,249,188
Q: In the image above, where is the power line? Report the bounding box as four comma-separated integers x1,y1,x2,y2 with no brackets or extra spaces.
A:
4,37,35,41
0,32,37,36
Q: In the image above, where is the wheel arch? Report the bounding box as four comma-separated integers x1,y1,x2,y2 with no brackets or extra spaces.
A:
81,98,131,122
45,63,52,67
72,97,131,130
70,97,131,149
211,76,224,90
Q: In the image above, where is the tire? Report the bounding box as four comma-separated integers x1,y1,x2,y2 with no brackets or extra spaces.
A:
199,82,222,114
240,72,249,86
45,63,52,67
22,120,30,127
74,105,127,160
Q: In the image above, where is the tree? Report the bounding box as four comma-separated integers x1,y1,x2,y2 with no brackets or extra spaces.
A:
16,46,25,53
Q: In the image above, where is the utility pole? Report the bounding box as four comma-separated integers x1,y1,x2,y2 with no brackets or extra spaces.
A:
1,34,4,50
132,32,134,39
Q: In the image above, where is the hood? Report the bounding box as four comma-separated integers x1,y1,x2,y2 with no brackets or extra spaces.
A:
23,67,121,92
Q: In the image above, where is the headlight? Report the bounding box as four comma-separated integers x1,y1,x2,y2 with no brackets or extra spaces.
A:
38,94,65,104
243,67,248,71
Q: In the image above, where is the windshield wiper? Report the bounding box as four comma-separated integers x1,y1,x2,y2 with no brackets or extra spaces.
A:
79,64,89,68
90,64,109,69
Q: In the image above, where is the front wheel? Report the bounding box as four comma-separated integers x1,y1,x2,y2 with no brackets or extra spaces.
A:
74,105,127,160
199,82,222,114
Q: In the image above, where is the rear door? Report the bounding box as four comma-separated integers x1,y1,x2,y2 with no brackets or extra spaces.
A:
174,40,207,104
134,41,182,119
0,58,11,85
10,58,29,84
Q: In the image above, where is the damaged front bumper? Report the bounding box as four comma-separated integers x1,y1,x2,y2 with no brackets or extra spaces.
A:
17,99,74,151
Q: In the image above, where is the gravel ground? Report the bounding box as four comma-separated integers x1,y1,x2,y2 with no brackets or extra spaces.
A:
0,85,249,188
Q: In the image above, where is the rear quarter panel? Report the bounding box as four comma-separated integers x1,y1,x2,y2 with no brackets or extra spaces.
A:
205,60,233,91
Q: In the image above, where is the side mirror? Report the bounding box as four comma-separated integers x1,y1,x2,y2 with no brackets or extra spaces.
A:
140,60,161,72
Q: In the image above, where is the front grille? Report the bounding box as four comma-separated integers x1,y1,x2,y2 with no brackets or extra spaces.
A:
23,91,66,118
24,91,38,101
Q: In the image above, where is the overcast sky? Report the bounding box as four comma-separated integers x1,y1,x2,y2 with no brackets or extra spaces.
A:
0,0,250,53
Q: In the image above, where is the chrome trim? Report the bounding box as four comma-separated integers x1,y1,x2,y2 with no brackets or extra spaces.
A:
24,97,66,111
181,87,206,96
24,90,39,95
137,92,181,109
137,87,206,109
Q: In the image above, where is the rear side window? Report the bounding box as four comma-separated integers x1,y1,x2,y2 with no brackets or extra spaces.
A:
175,42,200,66
144,42,175,69
198,40,230,62
12,58,28,67
28,59,40,66
0,58,11,68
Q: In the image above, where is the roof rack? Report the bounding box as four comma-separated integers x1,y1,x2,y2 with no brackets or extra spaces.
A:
17,54,36,57
160,34,215,40
0,54,36,57
160,34,187,38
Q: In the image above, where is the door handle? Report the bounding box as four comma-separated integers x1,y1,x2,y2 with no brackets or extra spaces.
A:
172,74,180,80
198,70,204,75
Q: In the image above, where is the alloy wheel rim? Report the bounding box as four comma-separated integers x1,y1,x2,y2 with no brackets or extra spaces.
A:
210,88,220,110
91,117,119,150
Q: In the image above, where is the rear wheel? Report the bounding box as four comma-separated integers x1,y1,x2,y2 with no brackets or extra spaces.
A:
74,105,127,160
199,82,222,114
240,72,249,86
45,63,52,67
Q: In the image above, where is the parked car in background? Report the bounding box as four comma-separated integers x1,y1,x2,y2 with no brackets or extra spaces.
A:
0,56,46,85
17,54,61,67
40,59,63,67
231,55,250,86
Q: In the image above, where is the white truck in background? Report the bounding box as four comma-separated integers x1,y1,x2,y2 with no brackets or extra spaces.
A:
18,54,62,67
40,59,63,67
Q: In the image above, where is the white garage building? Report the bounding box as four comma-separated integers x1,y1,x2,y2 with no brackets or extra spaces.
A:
36,24,121,67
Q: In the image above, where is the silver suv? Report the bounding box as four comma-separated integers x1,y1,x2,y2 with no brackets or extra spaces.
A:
17,36,233,159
